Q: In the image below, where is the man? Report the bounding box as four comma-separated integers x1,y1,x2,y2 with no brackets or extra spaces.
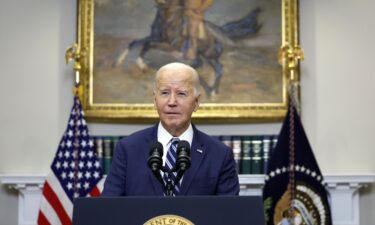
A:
102,62,239,196
183,0,215,62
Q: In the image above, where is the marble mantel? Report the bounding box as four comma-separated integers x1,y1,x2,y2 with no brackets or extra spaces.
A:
1,174,374,225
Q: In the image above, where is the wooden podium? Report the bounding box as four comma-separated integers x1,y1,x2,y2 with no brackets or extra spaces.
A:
72,196,264,225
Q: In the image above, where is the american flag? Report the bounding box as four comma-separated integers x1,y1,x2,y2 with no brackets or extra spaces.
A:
38,96,104,225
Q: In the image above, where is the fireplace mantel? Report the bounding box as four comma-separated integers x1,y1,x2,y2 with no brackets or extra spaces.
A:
1,174,374,225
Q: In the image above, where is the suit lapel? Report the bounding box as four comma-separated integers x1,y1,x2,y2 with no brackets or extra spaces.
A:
143,124,164,195
179,128,205,195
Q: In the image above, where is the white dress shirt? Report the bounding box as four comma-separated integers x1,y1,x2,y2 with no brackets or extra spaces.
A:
157,122,194,166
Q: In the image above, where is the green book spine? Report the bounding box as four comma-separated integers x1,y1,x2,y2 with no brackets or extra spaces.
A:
262,136,272,174
103,137,112,175
251,137,263,174
241,136,252,174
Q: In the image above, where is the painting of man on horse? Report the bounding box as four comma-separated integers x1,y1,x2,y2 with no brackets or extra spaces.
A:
93,0,281,104
115,0,261,97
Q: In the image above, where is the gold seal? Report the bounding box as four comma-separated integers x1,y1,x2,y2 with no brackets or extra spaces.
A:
143,214,194,225
274,183,330,225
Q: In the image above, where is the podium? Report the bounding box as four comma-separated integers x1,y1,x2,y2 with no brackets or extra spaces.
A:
72,196,264,225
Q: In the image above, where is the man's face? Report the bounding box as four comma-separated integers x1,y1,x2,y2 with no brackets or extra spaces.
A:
154,68,200,136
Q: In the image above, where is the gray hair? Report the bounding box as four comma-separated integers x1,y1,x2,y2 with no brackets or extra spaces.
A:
154,62,201,97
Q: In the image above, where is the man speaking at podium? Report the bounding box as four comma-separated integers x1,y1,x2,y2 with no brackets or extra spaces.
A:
102,62,239,196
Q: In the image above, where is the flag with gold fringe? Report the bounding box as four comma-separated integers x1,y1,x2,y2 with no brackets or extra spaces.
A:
263,103,332,225
37,96,104,225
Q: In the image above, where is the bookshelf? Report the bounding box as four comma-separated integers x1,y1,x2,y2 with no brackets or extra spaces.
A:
94,135,279,175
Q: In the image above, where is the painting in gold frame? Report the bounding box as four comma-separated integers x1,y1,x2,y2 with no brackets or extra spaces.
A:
75,0,300,123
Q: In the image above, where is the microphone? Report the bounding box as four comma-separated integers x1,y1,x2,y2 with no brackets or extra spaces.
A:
172,140,191,190
173,140,191,172
147,142,164,184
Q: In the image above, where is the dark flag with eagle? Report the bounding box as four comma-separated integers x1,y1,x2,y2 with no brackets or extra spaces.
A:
262,102,332,225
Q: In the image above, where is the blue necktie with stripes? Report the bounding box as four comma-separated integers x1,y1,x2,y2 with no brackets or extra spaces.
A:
164,138,179,196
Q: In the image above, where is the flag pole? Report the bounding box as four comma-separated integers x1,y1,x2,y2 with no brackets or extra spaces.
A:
264,40,332,225
65,43,83,199
278,43,304,221
37,42,104,224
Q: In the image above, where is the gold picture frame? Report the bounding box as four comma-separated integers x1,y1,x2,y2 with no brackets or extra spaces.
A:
73,0,300,123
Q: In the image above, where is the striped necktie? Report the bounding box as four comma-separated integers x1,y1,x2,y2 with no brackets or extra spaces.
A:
163,138,179,196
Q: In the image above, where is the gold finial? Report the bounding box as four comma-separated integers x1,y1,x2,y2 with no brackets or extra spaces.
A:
65,43,83,97
278,44,304,81
65,43,81,71
279,44,304,114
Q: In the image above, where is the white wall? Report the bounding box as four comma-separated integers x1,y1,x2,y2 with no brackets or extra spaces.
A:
0,0,374,224
300,1,375,222
300,0,375,174
0,1,75,223
0,0,76,174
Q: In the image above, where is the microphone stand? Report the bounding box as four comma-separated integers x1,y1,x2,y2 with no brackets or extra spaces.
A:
152,167,175,196
167,166,188,196
152,168,175,196
150,168,175,197
164,168,188,196
174,169,185,190
165,176,174,197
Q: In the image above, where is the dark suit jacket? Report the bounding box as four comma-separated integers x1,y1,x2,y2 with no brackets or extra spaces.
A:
102,124,239,196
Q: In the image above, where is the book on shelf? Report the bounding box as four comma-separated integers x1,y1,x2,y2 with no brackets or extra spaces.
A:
93,135,125,175
250,136,263,174
262,136,272,174
241,136,252,174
